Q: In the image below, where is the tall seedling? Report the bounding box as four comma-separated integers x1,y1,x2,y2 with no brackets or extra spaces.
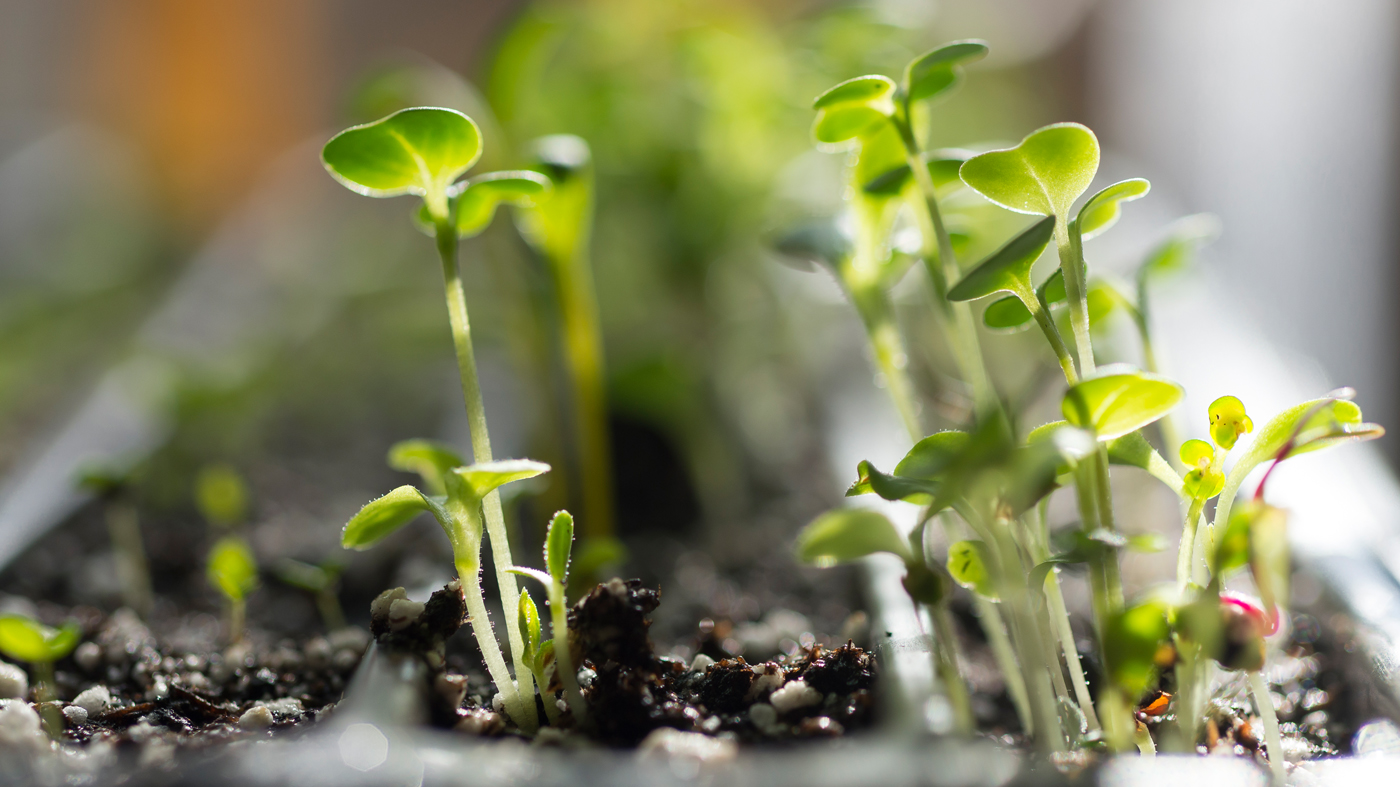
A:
322,108,553,732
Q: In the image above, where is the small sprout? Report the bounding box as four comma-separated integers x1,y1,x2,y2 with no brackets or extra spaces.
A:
1214,501,1290,626
1208,395,1253,450
959,124,1100,219
0,614,81,669
1062,367,1184,441
810,76,897,145
946,541,997,599
196,464,249,529
275,558,347,632
1102,599,1172,699
208,536,258,643
76,463,153,619
1179,439,1224,499
507,511,589,728
948,216,1056,304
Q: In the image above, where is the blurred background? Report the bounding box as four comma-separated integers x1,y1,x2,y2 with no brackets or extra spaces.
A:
0,0,1394,634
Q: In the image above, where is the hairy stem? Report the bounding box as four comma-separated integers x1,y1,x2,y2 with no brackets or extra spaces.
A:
973,593,1032,735
1179,497,1206,591
1056,222,1096,377
1250,670,1286,783
1021,288,1078,385
458,557,530,727
546,579,589,727
436,220,538,731
1046,569,1101,730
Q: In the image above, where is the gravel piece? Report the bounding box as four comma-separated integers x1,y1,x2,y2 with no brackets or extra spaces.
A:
637,727,738,763
63,704,88,725
238,705,275,729
0,661,27,700
769,679,821,714
73,685,112,715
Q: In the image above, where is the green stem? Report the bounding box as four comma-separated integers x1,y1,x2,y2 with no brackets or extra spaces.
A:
991,526,1065,753
1073,462,1109,637
107,503,152,619
228,598,245,645
1056,222,1096,377
1135,718,1158,756
856,290,924,441
897,120,996,421
1046,568,1101,731
1179,497,1205,591
929,600,975,735
1094,448,1125,612
317,588,346,633
548,240,614,543
546,578,589,727
1019,287,1078,385
34,661,62,739
1171,639,1206,752
972,593,1032,736
1249,670,1286,783
457,556,531,727
436,220,538,732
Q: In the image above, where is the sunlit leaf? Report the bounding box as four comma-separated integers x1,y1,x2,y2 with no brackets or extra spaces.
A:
896,431,971,479
453,459,551,501
813,105,889,145
959,123,1100,217
1077,179,1150,241
455,171,551,238
207,536,259,602
0,615,81,664
545,510,574,585
1105,430,1184,496
1140,213,1222,280
322,107,482,216
946,540,996,599
342,485,450,550
1208,396,1253,451
387,439,465,497
813,75,898,110
846,460,939,503
1062,368,1184,441
948,215,1056,302
796,508,912,567
1039,268,1067,306
518,588,542,658
904,40,988,102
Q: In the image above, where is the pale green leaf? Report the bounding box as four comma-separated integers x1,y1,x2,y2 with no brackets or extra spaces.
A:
813,75,897,109
1062,368,1184,441
453,459,551,501
387,439,465,496
322,107,482,213
959,123,1100,217
948,215,1055,302
1077,179,1150,241
207,536,259,602
342,485,450,550
946,540,996,599
0,615,81,664
904,40,988,102
796,509,912,567
545,510,574,584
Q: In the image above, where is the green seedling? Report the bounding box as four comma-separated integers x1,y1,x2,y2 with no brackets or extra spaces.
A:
324,108,558,733
0,613,80,738
196,463,250,530
77,464,153,619
508,510,589,728
275,558,347,632
341,439,549,732
208,535,258,644
514,136,617,553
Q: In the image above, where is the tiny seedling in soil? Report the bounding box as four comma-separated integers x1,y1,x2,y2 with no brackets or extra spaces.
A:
207,535,259,644
0,613,80,736
275,558,348,633
508,510,590,729
76,464,153,619
792,35,1385,774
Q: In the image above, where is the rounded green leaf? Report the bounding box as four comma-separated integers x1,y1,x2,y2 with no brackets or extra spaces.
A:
387,439,465,497
904,40,988,102
948,215,1056,302
1103,599,1172,698
0,615,81,664
1106,430,1184,497
322,107,482,212
796,508,912,567
455,170,552,238
896,431,972,479
946,540,996,599
518,588,542,658
1141,213,1222,280
959,123,1100,217
275,558,333,594
1208,396,1253,450
1062,368,1184,441
1076,179,1150,241
196,464,248,529
342,485,448,550
208,536,259,603
983,295,1033,331
1038,268,1067,306
453,459,551,501
813,105,890,145
545,510,574,585
846,459,940,503
813,75,897,110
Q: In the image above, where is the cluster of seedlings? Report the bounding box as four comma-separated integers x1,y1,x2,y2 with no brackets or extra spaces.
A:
784,38,1382,780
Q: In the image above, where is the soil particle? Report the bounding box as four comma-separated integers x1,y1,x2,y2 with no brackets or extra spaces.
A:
697,659,753,713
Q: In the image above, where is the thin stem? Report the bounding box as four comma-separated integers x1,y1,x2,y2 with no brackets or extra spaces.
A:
1073,462,1109,637
1094,449,1125,612
1046,568,1101,731
1135,720,1158,756
107,503,152,619
972,593,1032,735
856,289,924,441
458,557,531,727
317,588,347,633
547,579,589,727
34,661,62,739
548,237,614,544
228,598,245,645
436,220,538,732
897,119,996,421
1179,497,1205,591
1056,222,1096,377
1020,288,1078,385
990,525,1065,753
929,600,975,735
1249,670,1286,784
538,680,562,725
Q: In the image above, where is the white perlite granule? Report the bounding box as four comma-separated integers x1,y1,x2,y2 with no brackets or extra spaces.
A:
769,679,822,714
